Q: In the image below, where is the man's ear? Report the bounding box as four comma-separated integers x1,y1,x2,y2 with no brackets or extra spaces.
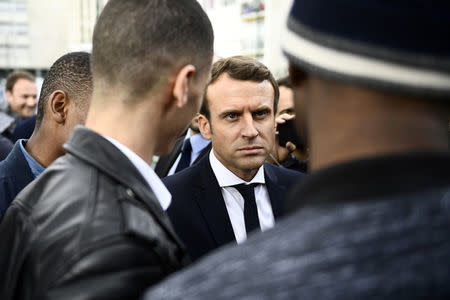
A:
198,113,212,140
173,64,196,108
5,90,13,104
49,90,69,124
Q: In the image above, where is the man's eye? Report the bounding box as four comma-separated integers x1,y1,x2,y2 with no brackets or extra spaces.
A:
225,113,237,120
255,110,268,117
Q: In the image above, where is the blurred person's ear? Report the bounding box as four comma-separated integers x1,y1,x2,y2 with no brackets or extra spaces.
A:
49,90,70,124
172,64,196,108
198,114,211,140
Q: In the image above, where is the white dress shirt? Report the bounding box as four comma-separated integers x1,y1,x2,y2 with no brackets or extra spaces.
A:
209,150,275,244
103,135,171,211
168,129,211,175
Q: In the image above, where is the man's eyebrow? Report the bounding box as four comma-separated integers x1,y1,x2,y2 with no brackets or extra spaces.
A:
219,109,241,117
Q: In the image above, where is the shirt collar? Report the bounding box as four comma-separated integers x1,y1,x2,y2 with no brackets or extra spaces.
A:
103,135,171,210
209,149,265,187
19,139,45,178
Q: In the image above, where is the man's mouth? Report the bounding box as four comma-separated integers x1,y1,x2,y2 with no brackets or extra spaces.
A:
237,146,264,155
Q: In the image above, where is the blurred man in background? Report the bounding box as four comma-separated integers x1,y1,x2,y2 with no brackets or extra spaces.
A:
0,51,92,217
144,0,450,299
0,71,37,158
0,71,37,135
268,76,308,172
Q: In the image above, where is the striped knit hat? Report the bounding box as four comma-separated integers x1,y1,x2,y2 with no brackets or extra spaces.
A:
282,0,450,99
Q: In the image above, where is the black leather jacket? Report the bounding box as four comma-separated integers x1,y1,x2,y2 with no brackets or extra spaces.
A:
0,126,188,300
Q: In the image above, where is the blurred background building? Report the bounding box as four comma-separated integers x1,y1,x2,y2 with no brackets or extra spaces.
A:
1,0,292,101
199,0,293,78
0,0,108,100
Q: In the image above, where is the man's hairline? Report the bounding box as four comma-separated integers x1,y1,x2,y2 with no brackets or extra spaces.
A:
8,78,37,93
204,75,278,122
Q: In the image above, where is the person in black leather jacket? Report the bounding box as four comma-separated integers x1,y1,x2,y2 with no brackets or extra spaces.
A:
0,1,214,299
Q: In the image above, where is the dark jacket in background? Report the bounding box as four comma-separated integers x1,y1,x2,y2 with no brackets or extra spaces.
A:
145,152,450,299
164,153,304,262
0,141,34,217
0,126,188,300
12,115,36,143
0,135,13,161
154,135,211,178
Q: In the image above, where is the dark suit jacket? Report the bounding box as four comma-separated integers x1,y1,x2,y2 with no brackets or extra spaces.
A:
0,140,34,217
164,152,304,261
155,135,211,178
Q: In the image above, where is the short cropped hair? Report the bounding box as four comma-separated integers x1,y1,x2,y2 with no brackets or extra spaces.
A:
202,56,279,120
92,0,214,99
5,70,35,92
35,52,92,129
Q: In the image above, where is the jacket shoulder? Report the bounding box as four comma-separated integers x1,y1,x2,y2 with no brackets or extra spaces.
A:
264,162,305,183
162,159,205,192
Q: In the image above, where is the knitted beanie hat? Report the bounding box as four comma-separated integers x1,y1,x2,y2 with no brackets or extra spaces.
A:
282,0,450,99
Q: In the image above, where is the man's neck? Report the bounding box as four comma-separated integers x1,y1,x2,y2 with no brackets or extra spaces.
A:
85,102,160,165
26,128,64,168
307,83,449,171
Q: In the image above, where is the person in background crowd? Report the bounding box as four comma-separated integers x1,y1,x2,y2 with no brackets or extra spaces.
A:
0,0,214,299
0,136,13,161
154,113,211,177
11,115,37,143
164,56,304,262
0,70,37,140
144,0,450,299
0,52,92,217
268,76,308,172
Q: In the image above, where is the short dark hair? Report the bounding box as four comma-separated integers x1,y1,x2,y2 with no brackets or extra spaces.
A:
92,0,214,99
277,76,292,89
5,70,35,92
35,52,92,129
202,56,279,120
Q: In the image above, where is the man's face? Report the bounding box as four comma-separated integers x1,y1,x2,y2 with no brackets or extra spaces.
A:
200,73,276,180
6,78,38,118
276,86,295,118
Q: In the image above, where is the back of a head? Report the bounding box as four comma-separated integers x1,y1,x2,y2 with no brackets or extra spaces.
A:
201,56,279,118
5,70,35,92
36,52,92,129
282,0,450,100
92,0,214,100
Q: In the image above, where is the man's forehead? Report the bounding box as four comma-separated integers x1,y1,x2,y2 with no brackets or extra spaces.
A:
208,75,274,102
13,79,36,90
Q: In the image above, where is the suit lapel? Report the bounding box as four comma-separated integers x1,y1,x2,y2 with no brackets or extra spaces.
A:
8,141,35,193
264,164,286,219
193,156,236,247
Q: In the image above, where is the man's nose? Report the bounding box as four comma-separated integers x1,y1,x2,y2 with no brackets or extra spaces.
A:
241,114,259,138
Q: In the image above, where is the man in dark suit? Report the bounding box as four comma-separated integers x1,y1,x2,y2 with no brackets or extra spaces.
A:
0,52,92,217
164,56,304,262
154,115,211,177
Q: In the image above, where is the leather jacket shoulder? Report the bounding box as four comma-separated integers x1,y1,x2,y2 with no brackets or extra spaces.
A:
0,126,188,300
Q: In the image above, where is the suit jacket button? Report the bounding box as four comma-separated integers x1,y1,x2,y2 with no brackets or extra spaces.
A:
126,188,135,198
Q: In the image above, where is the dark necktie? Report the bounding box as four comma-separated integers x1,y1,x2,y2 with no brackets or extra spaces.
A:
233,183,260,234
175,138,192,173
